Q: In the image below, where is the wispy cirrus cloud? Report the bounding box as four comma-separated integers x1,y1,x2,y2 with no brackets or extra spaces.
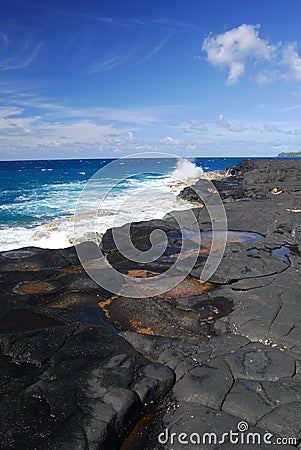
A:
0,82,177,124
1,82,301,159
87,47,138,73
281,104,301,112
143,31,173,61
85,26,174,73
0,32,9,48
31,5,193,72
0,85,193,158
43,5,196,32
0,38,43,71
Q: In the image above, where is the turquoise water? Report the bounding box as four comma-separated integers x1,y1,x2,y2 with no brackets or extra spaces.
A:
0,157,265,250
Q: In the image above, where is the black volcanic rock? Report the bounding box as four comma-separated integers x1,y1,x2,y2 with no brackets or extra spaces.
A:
1,159,301,449
179,159,301,203
0,306,175,449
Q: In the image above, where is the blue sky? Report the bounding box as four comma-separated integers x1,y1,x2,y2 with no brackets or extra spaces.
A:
1,0,301,159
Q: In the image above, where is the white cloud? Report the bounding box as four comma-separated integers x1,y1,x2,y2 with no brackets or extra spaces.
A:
281,43,301,81
261,122,301,135
87,48,137,73
256,43,301,84
217,114,246,132
161,136,181,145
143,32,173,61
0,41,43,71
1,85,301,159
255,71,274,85
127,131,135,141
189,119,207,132
202,24,301,85
281,104,301,112
0,106,24,117
262,123,280,133
0,115,41,133
170,118,207,133
0,86,190,126
202,24,275,85
0,105,135,153
272,144,289,151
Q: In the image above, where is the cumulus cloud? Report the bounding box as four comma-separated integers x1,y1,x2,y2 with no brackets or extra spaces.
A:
217,114,246,132
0,114,41,133
216,116,301,136
202,24,275,85
161,136,181,145
0,105,136,154
170,119,207,133
256,43,301,84
202,24,301,85
127,131,135,141
281,43,301,81
255,71,274,85
189,119,207,132
262,122,301,135
262,123,281,133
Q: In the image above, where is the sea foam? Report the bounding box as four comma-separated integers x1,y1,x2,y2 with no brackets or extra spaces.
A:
170,159,203,181
0,158,203,251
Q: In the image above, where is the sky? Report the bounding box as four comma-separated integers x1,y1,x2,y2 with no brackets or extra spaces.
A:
1,0,301,160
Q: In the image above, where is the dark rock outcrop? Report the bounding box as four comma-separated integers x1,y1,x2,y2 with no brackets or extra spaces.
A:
0,247,175,449
1,159,301,449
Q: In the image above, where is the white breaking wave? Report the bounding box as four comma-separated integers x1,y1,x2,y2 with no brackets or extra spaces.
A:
170,159,203,181
0,159,204,251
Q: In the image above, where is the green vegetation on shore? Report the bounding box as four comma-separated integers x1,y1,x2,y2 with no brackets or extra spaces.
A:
278,151,301,157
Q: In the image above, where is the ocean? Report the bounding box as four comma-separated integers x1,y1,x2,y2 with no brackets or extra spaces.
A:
0,156,259,251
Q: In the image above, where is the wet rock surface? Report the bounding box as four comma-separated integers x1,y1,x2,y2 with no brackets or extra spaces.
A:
1,159,301,449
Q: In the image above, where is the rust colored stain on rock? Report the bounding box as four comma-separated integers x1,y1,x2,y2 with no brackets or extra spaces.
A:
129,319,155,335
1,262,42,272
115,270,214,299
123,269,160,278
100,296,202,338
96,272,219,337
60,265,83,275
51,296,79,308
46,290,103,309
98,296,118,319
159,276,214,299
199,304,223,323
13,281,55,295
120,412,156,450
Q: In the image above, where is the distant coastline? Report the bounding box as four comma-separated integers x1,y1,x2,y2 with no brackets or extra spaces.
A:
278,151,301,157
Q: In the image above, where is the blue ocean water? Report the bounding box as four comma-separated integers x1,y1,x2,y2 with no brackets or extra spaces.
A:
0,157,265,250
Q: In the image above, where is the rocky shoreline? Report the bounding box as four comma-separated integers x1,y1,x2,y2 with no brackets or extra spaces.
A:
0,159,301,449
